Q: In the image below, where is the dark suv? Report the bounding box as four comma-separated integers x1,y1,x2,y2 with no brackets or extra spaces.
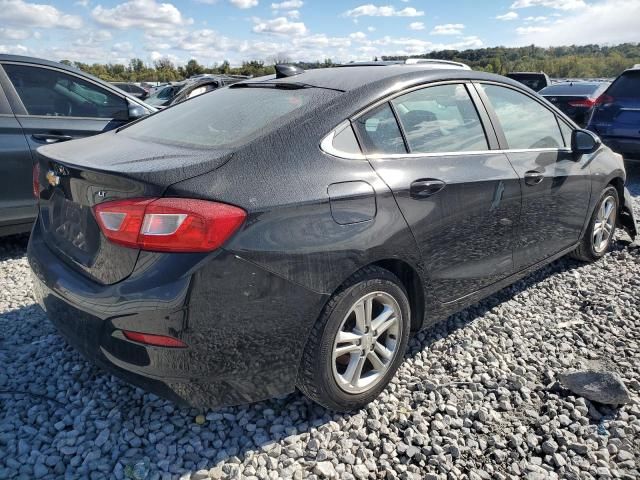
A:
0,55,155,236
587,66,640,159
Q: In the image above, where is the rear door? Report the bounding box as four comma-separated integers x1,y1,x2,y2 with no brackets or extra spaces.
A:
355,82,522,303
475,82,591,270
0,68,34,230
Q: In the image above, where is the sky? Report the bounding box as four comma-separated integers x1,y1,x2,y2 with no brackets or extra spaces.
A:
0,0,639,66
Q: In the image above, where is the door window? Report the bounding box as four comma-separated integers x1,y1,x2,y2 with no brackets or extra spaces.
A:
391,84,488,153
478,84,564,149
3,64,127,119
354,103,406,155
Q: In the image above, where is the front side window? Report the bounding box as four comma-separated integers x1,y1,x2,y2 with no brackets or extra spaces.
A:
3,64,127,119
478,84,564,149
354,103,406,155
391,84,488,153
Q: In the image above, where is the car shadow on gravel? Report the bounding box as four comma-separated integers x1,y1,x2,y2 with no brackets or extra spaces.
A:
3,233,637,478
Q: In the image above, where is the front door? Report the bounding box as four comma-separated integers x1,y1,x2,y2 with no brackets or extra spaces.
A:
0,62,134,228
475,83,592,269
354,83,522,303
0,80,34,231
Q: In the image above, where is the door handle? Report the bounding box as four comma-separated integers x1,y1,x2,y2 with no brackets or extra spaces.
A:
524,170,544,186
410,179,446,199
32,133,73,143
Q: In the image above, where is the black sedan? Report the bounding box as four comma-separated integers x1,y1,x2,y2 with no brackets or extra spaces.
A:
539,81,610,127
28,65,637,411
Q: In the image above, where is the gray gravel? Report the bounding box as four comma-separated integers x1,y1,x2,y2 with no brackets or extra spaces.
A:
1,166,640,480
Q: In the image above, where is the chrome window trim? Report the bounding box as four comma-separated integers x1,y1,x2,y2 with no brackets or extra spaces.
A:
320,78,575,160
320,120,367,160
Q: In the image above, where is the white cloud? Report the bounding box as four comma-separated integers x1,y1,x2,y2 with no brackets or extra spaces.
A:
0,43,29,54
516,0,640,45
92,0,192,29
367,26,376,32
75,0,89,6
252,16,307,35
496,11,519,20
230,0,258,8
0,0,83,29
409,21,425,30
524,15,549,21
0,27,30,40
349,31,367,40
286,9,300,18
73,29,112,46
511,0,585,10
344,4,424,18
516,26,550,34
430,23,465,35
271,0,302,8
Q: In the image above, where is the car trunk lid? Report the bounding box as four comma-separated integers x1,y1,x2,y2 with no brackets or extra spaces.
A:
35,131,233,285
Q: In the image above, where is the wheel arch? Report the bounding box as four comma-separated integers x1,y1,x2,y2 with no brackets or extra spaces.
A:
371,259,425,332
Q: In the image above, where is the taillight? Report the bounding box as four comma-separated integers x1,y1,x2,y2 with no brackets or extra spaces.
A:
94,197,246,252
568,98,596,108
32,163,40,198
122,330,187,348
594,94,614,106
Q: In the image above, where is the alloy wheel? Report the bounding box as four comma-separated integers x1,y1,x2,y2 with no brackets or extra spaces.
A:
331,291,402,394
593,195,616,254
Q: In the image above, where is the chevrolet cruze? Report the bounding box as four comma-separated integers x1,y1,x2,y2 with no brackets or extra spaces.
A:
28,65,637,411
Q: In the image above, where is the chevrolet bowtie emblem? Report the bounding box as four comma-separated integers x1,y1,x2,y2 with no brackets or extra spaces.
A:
46,170,60,187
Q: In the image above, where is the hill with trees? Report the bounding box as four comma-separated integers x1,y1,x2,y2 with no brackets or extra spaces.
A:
60,43,640,82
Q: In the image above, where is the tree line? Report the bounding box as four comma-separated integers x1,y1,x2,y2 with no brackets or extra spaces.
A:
60,43,640,83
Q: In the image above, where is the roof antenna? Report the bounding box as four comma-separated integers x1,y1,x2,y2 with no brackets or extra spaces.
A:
275,64,304,79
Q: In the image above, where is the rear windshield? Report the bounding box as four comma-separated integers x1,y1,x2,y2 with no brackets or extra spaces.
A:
607,71,640,98
539,83,607,96
122,85,335,147
507,74,547,90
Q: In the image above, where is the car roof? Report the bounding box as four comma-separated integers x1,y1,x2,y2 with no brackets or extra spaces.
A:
244,65,527,93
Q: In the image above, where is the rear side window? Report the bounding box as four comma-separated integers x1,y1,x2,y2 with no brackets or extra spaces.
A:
122,86,336,148
391,84,488,153
354,103,406,155
3,64,127,118
478,84,564,149
607,71,640,98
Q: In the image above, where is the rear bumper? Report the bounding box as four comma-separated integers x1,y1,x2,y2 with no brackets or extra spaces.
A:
28,221,328,408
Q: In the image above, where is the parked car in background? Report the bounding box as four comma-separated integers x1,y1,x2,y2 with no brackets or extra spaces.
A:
145,75,246,108
29,64,636,411
506,71,551,92
111,82,149,100
587,65,640,159
539,81,610,127
0,54,156,237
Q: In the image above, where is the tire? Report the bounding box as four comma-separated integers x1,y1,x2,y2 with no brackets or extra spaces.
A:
297,266,411,412
570,186,619,262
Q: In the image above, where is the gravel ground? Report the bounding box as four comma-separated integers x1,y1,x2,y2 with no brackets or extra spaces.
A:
1,166,640,480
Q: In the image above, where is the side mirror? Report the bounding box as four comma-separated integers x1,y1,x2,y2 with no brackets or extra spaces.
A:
128,102,148,120
572,129,601,155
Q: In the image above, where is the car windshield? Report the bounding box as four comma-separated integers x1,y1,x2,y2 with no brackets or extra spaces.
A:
539,83,607,96
145,85,178,106
121,85,337,148
607,71,640,98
